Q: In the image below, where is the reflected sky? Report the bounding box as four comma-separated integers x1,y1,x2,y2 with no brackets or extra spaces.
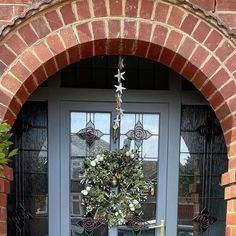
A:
180,137,190,165
71,112,111,134
70,112,160,159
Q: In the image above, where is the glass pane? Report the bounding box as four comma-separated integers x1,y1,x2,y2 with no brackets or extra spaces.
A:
94,113,111,134
143,114,159,134
21,128,47,150
181,132,204,154
70,112,110,235
178,105,227,236
180,106,209,131
8,101,48,236
71,112,87,134
120,113,159,158
142,136,159,159
60,56,169,90
71,112,111,157
23,173,48,195
119,113,159,236
120,114,136,134
23,150,48,173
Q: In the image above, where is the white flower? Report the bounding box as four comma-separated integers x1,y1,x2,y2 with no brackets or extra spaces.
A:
126,151,131,157
86,186,91,191
130,207,135,211
115,212,119,216
129,203,134,208
91,160,96,166
81,190,88,195
96,154,101,159
133,200,139,205
99,155,104,161
130,154,135,158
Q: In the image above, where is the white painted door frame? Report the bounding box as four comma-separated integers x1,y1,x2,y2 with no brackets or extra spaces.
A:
30,71,207,236
60,101,169,236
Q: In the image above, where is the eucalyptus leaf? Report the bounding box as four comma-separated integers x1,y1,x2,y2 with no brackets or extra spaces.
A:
8,149,18,158
82,148,151,227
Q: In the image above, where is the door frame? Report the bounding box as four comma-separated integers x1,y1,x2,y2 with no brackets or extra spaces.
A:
29,71,208,236
59,101,169,236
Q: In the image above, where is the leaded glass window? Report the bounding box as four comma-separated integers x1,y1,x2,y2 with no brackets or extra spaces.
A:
70,112,111,236
178,105,227,236
119,113,159,236
8,102,48,236
61,56,169,90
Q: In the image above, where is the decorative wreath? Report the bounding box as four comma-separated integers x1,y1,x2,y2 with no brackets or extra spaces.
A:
81,148,151,227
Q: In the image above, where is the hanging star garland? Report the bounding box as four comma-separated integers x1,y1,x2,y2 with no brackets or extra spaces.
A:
112,56,126,142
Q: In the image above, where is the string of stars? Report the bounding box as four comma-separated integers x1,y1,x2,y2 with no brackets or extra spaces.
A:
112,56,126,138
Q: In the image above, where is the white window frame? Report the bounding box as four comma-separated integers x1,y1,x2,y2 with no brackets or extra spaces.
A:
28,70,208,236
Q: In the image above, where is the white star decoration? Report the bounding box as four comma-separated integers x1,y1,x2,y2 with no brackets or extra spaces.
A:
114,116,120,126
114,116,120,122
114,71,125,82
116,107,125,116
112,56,126,142
115,83,126,94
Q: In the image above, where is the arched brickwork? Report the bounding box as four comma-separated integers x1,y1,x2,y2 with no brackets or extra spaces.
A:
1,0,236,235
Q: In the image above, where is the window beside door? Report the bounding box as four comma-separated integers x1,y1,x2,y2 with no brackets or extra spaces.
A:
178,105,227,236
8,101,48,236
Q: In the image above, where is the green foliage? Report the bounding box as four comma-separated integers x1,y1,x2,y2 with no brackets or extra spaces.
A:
0,122,17,172
81,148,151,227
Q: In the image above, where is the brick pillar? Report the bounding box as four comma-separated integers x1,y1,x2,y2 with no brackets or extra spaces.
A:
0,166,13,236
222,168,236,236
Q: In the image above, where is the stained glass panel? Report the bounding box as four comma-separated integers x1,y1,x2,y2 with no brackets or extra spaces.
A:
8,101,48,236
178,106,227,236
70,112,110,236
119,114,159,236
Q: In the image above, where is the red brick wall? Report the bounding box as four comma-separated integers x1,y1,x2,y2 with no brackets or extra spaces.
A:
190,0,215,11
216,0,236,32
186,0,236,32
0,0,31,28
1,1,236,36
0,167,13,236
0,0,236,236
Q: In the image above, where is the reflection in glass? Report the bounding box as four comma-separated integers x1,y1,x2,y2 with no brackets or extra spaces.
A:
8,102,48,236
70,111,159,235
71,112,111,157
119,113,159,236
178,106,227,236
120,113,159,159
70,112,110,236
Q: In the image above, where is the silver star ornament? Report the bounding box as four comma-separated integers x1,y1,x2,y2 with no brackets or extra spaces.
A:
116,107,125,116
115,83,126,94
114,71,125,82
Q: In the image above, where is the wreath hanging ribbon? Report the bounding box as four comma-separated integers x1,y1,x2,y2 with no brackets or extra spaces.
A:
81,148,151,227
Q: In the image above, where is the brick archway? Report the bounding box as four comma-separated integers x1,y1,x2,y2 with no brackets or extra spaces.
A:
0,0,236,234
